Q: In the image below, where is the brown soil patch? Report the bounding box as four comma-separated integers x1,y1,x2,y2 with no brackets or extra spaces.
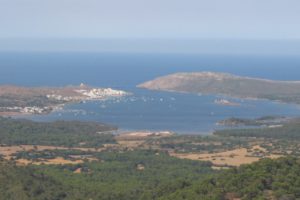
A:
74,168,82,174
0,145,103,165
16,157,83,166
69,155,99,162
191,142,222,146
252,145,267,152
117,140,145,148
116,131,173,140
116,131,173,148
0,145,68,159
0,145,105,158
170,146,282,167
16,159,32,166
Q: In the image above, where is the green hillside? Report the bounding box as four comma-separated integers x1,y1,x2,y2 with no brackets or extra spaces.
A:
1,155,299,200
160,157,300,200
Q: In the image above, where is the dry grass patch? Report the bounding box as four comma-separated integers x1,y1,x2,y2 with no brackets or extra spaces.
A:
116,131,173,148
0,145,106,159
0,145,103,165
0,145,68,160
117,140,145,148
170,145,282,167
16,157,84,166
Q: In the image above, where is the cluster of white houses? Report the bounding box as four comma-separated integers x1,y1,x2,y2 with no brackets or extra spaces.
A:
75,88,129,99
1,106,49,114
1,87,130,115
46,88,130,101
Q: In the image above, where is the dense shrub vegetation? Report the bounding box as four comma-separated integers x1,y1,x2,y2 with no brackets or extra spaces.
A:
0,150,213,200
0,158,69,200
161,157,300,200
0,117,117,147
1,154,300,199
215,121,300,140
148,135,250,153
1,117,300,199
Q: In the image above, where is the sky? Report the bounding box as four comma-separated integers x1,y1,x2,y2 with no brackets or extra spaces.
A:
1,0,300,39
0,0,300,53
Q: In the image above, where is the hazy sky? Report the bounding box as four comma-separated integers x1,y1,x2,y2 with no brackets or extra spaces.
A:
1,0,300,39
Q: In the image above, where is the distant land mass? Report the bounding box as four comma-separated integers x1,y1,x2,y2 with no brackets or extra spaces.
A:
138,72,300,104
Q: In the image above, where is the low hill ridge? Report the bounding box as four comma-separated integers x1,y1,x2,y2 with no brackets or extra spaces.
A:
138,72,300,103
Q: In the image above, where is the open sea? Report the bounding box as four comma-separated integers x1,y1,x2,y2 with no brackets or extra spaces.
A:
1,52,300,134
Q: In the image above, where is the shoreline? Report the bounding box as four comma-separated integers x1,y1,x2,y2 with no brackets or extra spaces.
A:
137,71,300,105
0,84,130,117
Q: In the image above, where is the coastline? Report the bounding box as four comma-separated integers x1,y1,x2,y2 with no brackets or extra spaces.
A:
0,84,130,117
137,72,300,105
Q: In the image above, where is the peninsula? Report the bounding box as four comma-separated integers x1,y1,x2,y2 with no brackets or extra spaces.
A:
0,84,130,115
138,72,300,104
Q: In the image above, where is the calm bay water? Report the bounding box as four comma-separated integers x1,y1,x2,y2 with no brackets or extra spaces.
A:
1,52,300,134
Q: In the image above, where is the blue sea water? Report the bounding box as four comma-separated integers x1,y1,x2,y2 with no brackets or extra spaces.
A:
1,52,300,134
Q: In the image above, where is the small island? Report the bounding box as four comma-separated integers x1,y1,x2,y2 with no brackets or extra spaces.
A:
216,116,290,127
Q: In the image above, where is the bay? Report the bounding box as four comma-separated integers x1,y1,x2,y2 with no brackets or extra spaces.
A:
2,52,300,133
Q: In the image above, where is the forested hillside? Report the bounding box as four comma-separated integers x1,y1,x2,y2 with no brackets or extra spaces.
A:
161,157,300,200
0,150,213,200
0,156,299,200
0,117,116,147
